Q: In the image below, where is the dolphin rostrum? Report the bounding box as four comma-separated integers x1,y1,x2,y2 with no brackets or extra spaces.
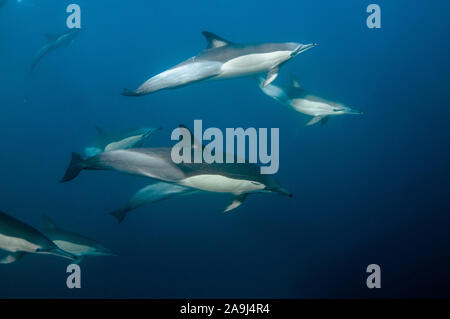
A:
85,126,161,157
31,28,81,71
258,74,362,126
122,31,316,96
0,211,76,264
110,182,199,223
41,215,116,264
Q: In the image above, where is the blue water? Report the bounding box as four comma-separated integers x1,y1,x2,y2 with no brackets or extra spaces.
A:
1,0,450,298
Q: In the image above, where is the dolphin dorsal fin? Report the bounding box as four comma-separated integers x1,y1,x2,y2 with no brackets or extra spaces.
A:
178,124,205,150
290,74,301,88
202,31,232,49
41,214,57,230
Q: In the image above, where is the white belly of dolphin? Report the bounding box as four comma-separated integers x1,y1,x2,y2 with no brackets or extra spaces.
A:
0,233,40,253
218,51,291,78
180,174,265,194
53,240,91,256
105,135,143,152
291,98,332,116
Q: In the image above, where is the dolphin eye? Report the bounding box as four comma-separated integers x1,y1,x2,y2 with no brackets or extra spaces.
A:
251,182,260,185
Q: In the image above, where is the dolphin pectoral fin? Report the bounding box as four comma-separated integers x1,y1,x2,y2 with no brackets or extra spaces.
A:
224,194,248,213
263,67,279,87
0,252,24,264
306,116,324,126
44,33,58,42
320,116,329,126
290,73,301,88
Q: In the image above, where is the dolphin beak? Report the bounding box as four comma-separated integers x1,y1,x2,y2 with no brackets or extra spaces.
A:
99,248,117,256
292,43,317,57
49,248,77,261
347,108,363,115
273,187,293,198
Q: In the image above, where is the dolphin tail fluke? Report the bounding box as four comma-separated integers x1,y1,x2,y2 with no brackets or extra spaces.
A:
121,88,141,97
60,152,85,183
109,209,127,224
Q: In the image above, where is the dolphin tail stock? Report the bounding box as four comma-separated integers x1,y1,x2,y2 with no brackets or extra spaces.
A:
109,208,128,224
121,88,142,97
60,152,86,183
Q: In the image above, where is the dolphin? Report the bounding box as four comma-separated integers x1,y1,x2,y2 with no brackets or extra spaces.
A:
60,129,292,212
122,31,317,96
258,74,362,126
85,126,162,157
0,211,76,264
31,28,81,71
110,182,199,223
41,215,116,264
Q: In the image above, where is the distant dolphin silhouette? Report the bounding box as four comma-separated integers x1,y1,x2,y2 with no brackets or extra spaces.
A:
258,74,362,126
0,211,76,264
122,31,316,96
31,28,81,71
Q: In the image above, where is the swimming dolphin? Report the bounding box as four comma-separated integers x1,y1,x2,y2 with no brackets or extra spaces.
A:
0,211,76,264
122,31,316,96
41,215,116,264
85,126,162,157
31,28,81,71
258,75,362,126
110,182,199,223
60,129,292,212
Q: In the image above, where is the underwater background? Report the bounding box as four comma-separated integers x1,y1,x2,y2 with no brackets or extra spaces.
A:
1,0,450,298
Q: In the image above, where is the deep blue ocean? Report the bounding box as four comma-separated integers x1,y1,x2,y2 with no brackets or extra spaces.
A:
1,0,450,298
